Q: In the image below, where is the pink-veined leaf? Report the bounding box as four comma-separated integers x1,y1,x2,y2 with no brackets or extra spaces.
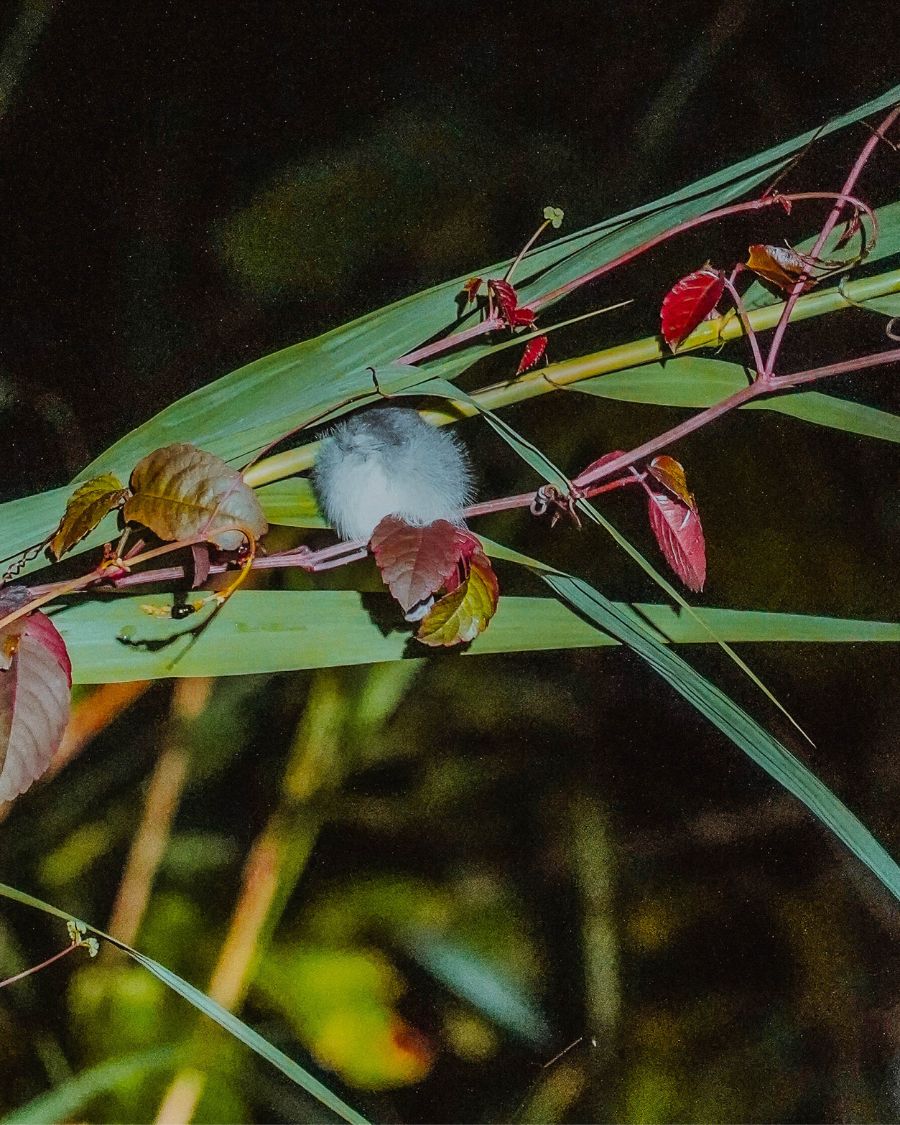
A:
647,455,696,510
660,267,725,352
488,278,518,315
416,547,499,647
48,473,129,561
370,517,468,614
646,488,706,592
124,443,268,551
0,602,72,803
516,335,549,375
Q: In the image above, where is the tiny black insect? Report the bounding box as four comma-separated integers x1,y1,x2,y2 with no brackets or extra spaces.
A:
170,603,197,620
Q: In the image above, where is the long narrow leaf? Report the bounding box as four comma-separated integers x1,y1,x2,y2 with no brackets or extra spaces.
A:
574,357,900,443
411,376,811,740
537,572,900,901
0,883,368,1125
49,591,900,683
3,1047,179,1125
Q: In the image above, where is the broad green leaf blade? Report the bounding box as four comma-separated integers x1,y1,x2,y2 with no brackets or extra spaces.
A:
3,1047,179,1125
574,357,900,443
49,591,900,684
538,572,900,902
0,881,369,1125
256,478,326,527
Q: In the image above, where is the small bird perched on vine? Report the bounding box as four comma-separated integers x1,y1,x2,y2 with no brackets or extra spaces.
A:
311,406,473,542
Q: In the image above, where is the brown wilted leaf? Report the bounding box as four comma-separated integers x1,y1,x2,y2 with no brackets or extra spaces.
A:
745,244,817,293
647,455,696,510
416,548,499,647
48,473,128,561
125,443,268,550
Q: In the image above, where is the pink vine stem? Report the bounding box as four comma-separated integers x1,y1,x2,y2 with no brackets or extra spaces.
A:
762,106,900,379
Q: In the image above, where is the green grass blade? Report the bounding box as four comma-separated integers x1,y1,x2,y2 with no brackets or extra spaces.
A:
3,1047,179,1125
574,356,900,443
50,591,900,683
412,375,812,742
0,882,369,1125
537,573,900,902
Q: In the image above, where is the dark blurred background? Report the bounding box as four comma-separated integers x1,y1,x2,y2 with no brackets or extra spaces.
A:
0,2,898,1122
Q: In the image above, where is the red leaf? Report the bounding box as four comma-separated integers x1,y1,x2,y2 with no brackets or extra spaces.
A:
488,278,518,313
488,278,527,327
370,516,468,614
516,335,549,375
442,529,481,593
510,306,536,328
647,455,696,510
660,268,725,352
745,244,817,293
646,489,706,592
0,609,72,802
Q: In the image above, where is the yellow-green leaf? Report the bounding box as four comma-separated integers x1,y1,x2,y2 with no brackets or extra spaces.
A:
416,550,499,647
48,474,128,561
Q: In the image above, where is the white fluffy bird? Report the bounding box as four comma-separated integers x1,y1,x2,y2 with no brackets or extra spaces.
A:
311,406,474,542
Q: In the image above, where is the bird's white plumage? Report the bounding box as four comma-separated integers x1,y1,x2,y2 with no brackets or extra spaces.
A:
311,406,473,541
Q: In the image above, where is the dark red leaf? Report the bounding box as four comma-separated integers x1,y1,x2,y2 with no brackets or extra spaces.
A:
510,306,536,328
516,335,549,375
646,488,706,592
660,268,725,352
488,278,518,312
0,609,72,802
442,529,481,593
370,517,468,614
